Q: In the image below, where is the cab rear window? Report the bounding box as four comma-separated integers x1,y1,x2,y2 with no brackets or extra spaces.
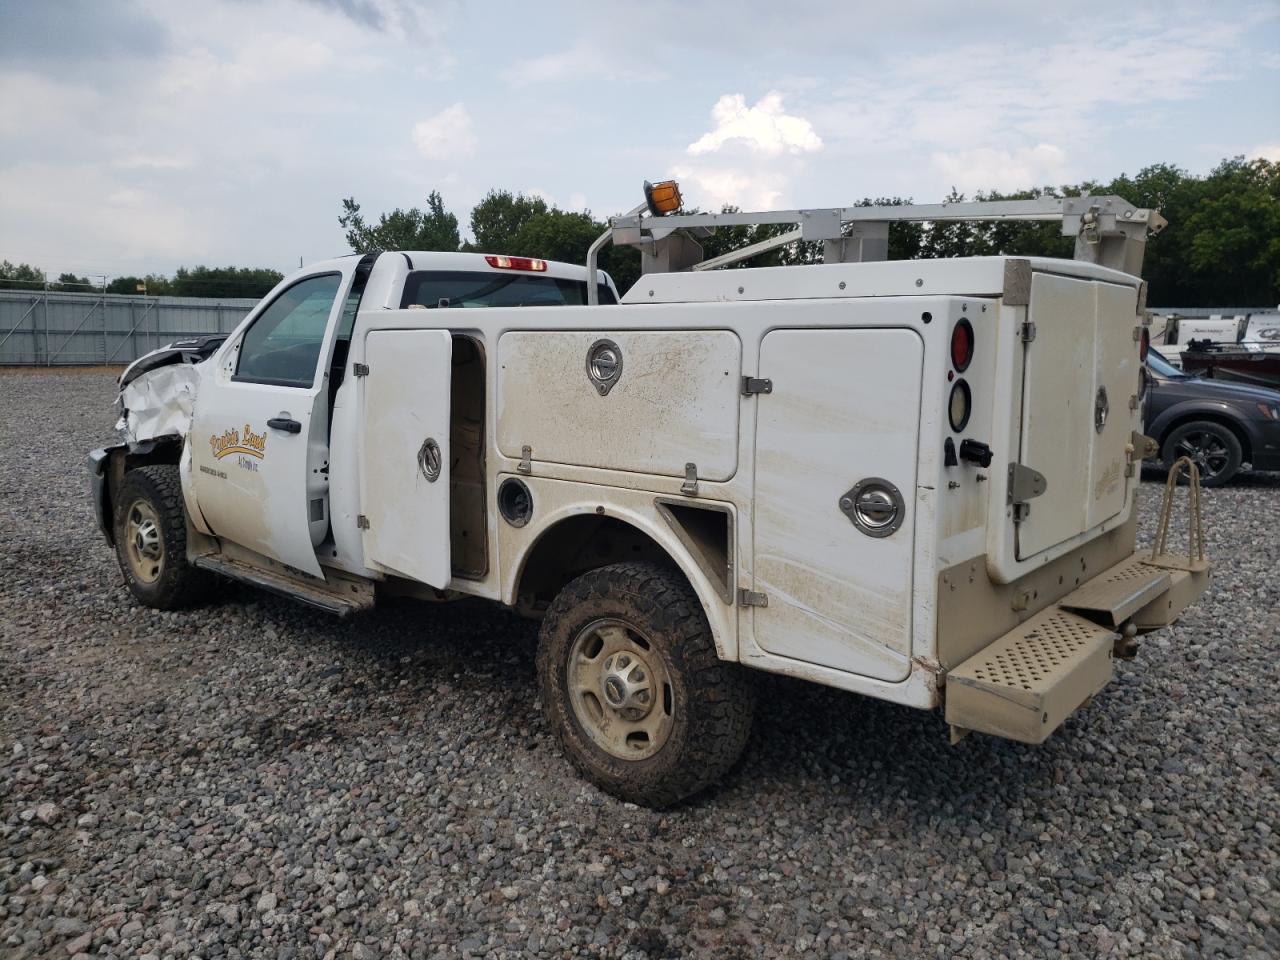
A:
400,271,617,309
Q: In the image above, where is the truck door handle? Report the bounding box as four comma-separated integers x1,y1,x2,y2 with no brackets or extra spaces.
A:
267,417,302,434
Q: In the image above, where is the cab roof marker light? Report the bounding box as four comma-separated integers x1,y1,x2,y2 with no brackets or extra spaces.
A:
485,255,548,272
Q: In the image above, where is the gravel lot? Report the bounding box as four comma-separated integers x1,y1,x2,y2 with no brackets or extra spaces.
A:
1,367,1277,960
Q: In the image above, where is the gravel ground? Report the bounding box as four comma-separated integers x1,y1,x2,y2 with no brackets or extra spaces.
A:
1,367,1277,960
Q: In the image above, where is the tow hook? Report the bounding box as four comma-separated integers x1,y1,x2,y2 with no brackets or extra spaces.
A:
1113,621,1140,661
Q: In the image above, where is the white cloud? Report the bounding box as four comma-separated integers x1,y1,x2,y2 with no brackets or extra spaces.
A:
807,15,1259,197
688,92,822,157
1251,143,1280,162
501,40,659,85
930,144,1074,193
670,164,787,211
411,103,476,160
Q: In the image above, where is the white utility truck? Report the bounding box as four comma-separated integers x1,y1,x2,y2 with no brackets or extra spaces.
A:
90,186,1210,807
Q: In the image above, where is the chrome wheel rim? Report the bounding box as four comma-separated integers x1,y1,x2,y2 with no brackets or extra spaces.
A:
1175,431,1230,480
567,618,674,760
125,499,164,584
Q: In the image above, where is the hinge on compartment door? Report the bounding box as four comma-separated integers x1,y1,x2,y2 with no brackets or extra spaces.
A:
517,445,532,475
352,363,370,377
1020,321,1037,343
356,514,370,529
737,588,768,608
1126,431,1158,478
681,462,699,496
1007,463,1048,522
741,376,772,396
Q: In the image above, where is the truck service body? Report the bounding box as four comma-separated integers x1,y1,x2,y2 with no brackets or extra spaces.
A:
90,195,1210,806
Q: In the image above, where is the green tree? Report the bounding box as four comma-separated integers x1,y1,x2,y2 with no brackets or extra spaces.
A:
0,260,47,290
465,189,641,292
106,274,173,296
339,191,461,252
169,266,284,298
52,272,94,293
467,190,550,253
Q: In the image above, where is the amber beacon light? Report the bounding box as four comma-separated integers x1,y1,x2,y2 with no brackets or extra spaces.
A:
644,180,683,216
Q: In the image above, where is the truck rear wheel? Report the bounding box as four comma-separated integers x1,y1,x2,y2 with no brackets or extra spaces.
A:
113,464,209,610
536,561,754,807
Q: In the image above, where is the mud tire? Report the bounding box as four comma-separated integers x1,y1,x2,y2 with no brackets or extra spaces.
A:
113,465,210,610
536,561,755,807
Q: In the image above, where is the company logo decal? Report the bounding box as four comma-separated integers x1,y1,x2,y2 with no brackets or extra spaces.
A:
210,424,267,461
1094,459,1122,500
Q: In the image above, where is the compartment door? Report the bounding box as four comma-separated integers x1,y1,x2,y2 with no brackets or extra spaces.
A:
751,328,922,682
1016,274,1137,559
359,329,452,587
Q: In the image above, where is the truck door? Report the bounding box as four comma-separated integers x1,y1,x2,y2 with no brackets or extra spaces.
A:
190,270,353,577
357,329,453,587
750,328,922,682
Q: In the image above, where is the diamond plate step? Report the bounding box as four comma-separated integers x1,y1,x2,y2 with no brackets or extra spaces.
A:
946,608,1115,744
1057,555,1171,628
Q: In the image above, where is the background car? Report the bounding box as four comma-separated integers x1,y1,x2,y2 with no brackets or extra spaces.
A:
1144,351,1280,485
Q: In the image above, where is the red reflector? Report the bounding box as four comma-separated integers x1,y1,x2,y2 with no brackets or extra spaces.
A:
485,255,548,272
951,319,974,372
1140,326,1150,362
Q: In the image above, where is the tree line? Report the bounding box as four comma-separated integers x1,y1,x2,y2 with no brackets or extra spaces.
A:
339,157,1278,307
3,157,1274,306
0,263,285,299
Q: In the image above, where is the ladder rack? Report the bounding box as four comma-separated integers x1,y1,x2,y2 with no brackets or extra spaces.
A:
585,194,1167,304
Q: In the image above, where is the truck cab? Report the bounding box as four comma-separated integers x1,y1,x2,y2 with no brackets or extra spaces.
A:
90,192,1209,808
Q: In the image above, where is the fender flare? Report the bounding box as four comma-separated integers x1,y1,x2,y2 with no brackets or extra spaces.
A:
503,497,738,662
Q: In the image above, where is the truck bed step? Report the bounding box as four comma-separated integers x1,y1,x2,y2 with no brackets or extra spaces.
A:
1057,555,1171,627
193,555,374,618
945,608,1115,744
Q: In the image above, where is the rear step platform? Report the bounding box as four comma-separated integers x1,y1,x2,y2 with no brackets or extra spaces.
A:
1057,555,1171,628
945,608,1116,744
194,555,375,618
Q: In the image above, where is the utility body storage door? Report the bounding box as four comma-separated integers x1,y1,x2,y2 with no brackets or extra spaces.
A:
750,328,923,682
358,329,453,587
1015,274,1138,560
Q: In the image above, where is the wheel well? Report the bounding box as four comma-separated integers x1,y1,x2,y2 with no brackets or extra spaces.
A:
103,437,184,541
514,515,684,614
1159,412,1251,462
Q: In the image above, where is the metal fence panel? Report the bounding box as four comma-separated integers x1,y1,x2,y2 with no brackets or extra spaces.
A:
0,290,260,365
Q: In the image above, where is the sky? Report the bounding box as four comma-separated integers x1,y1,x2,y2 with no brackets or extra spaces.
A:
1,0,1278,282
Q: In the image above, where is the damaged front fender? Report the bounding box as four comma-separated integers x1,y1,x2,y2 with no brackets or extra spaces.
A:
116,362,200,445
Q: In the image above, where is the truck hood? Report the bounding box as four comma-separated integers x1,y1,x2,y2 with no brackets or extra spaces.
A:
119,334,226,389
1159,374,1280,404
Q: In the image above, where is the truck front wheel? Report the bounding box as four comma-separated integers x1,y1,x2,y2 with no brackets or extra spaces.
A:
536,561,754,807
113,464,209,610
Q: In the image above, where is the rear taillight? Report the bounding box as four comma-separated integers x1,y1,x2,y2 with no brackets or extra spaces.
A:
485,255,548,272
1139,326,1150,362
951,319,974,372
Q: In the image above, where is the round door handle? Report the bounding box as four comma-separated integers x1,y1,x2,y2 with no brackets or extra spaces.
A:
838,478,905,538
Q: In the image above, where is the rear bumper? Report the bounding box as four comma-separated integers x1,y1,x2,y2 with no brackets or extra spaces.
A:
944,552,1209,744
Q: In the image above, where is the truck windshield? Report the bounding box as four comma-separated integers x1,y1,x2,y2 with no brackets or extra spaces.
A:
400,271,617,309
